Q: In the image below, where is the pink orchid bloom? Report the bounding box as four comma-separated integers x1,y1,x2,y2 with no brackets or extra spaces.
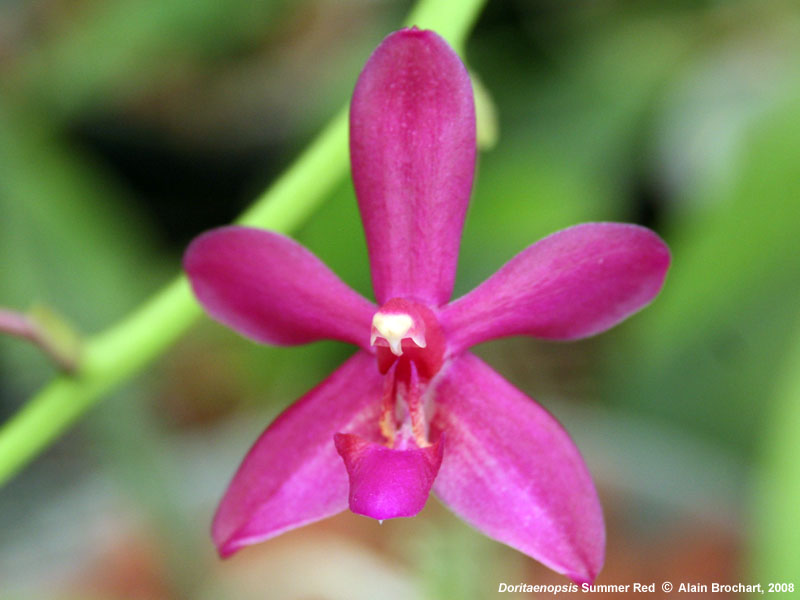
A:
184,28,670,583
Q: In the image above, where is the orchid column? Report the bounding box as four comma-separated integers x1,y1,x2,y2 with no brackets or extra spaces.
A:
185,28,670,584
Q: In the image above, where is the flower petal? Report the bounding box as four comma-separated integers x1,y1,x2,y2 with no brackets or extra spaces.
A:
212,351,383,557
429,354,604,583
185,226,376,349
350,28,476,306
441,223,670,352
334,433,443,520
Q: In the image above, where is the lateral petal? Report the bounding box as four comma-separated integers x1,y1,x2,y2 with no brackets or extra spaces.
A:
441,223,670,352
185,226,376,349
212,351,383,557
430,354,605,584
350,28,476,306
334,433,443,520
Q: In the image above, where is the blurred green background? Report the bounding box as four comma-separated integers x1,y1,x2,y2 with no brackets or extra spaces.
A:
1,0,799,598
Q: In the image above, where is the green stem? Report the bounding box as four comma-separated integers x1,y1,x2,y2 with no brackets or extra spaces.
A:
0,307,82,373
404,0,484,52
0,308,33,340
0,0,487,486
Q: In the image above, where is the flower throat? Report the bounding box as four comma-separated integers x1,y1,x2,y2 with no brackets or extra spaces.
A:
370,298,446,449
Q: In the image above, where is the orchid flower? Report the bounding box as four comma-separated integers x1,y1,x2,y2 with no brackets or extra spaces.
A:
184,28,670,583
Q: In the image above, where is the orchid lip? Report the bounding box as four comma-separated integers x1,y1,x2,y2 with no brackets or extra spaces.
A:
334,432,444,520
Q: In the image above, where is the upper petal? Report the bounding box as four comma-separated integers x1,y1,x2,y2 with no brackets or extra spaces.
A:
185,226,376,349
441,223,670,352
430,354,605,584
350,28,476,306
212,351,384,557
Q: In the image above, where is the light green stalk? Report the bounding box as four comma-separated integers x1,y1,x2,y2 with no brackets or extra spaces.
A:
0,0,487,486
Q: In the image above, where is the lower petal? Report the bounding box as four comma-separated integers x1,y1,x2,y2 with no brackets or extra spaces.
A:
334,433,443,520
429,354,605,584
212,351,383,557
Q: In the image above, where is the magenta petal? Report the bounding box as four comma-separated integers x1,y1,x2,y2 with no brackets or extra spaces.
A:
185,226,376,348
334,433,443,520
350,28,476,306
212,351,383,557
441,223,670,352
430,354,604,584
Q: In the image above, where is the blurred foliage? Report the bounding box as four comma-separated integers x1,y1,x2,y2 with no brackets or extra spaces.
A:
2,0,800,597
0,102,159,322
608,51,800,453
753,311,800,584
16,0,288,118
